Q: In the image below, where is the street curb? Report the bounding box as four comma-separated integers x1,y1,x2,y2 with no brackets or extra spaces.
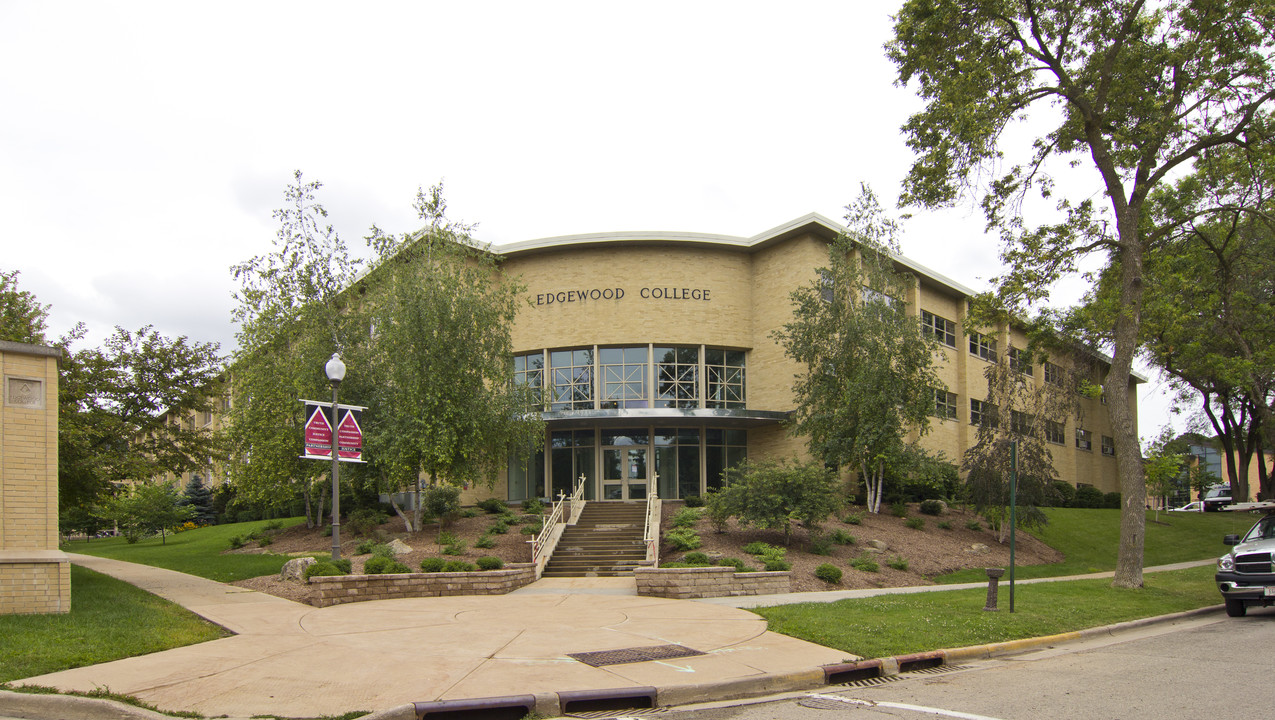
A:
1,605,1226,720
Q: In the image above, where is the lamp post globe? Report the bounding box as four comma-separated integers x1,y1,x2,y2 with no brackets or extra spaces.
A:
326,353,345,561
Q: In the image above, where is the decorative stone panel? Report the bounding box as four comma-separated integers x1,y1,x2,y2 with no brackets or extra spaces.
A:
634,566,790,599
308,563,537,607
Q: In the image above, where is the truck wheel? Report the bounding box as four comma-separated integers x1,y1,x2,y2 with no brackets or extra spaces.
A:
1225,598,1247,617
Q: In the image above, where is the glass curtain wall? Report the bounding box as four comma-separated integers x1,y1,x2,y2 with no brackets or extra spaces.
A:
550,429,595,500
600,347,649,408
654,427,700,499
655,346,699,408
550,349,593,410
507,447,545,501
705,349,746,408
705,428,747,492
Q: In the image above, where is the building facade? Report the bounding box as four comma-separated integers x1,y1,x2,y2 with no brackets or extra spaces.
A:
493,213,1136,504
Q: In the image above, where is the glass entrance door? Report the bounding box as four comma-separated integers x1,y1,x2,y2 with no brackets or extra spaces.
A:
602,446,649,500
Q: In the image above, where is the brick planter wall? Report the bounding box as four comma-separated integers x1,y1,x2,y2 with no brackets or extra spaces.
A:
634,566,790,599
309,563,536,607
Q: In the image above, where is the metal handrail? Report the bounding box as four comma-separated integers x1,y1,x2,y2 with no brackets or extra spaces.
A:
568,473,585,525
530,491,565,564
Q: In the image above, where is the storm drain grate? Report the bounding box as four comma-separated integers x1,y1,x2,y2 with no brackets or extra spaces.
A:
568,707,672,719
907,663,973,676
568,644,706,667
833,674,904,689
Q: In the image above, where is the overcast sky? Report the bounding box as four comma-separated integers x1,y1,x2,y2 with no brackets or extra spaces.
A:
0,1,1181,438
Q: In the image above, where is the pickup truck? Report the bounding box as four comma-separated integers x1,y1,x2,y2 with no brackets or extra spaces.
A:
1216,503,1275,617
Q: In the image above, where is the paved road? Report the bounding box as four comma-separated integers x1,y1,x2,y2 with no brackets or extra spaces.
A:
660,607,1275,720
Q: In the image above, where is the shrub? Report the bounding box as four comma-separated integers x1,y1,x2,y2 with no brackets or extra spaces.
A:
937,520,953,530
442,541,467,555
682,551,711,565
905,517,925,530
476,556,503,571
228,535,248,550
347,507,388,537
436,531,458,546
363,556,393,574
520,522,542,536
683,495,704,508
489,520,510,534
831,528,855,545
460,508,481,518
1103,491,1122,509
441,560,476,572
711,459,842,544
521,497,545,515
704,491,732,534
808,532,834,556
742,541,774,556
965,519,983,531
262,520,284,532
671,507,703,528
660,562,692,568
890,501,909,518
257,537,273,547
370,543,396,559
759,546,787,564
355,539,378,555
332,558,352,574
521,514,542,525
304,561,343,580
716,557,747,571
475,534,496,549
842,512,863,525
815,563,843,584
665,528,702,550
387,561,412,573
919,499,944,516
887,555,909,571
1072,485,1105,508
420,557,445,573
422,485,462,525
501,512,523,525
762,557,791,571
477,497,508,514
849,554,879,572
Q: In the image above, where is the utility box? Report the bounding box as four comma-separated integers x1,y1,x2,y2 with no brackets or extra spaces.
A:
0,340,68,614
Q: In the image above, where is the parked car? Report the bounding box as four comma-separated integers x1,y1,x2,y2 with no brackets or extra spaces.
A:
1216,504,1275,616
1169,501,1203,512
1203,485,1233,512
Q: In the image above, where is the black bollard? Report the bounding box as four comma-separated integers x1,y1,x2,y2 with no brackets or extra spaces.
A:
984,567,1005,611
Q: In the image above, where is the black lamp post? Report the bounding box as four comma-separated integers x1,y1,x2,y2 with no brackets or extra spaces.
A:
325,353,346,561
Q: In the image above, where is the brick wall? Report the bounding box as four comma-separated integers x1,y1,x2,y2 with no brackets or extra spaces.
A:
634,566,790,599
0,341,68,615
308,563,537,607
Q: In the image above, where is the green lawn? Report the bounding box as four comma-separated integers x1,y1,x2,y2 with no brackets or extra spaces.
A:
936,508,1256,583
756,564,1221,660
62,517,310,582
0,565,228,684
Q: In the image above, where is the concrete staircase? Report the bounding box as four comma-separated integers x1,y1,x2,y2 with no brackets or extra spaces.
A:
541,501,648,577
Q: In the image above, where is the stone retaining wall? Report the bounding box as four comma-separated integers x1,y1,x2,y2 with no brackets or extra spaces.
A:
309,563,536,607
634,566,790,599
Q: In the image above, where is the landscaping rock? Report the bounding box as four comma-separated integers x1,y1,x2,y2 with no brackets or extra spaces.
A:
966,543,990,554
388,538,413,556
866,539,890,551
279,557,317,582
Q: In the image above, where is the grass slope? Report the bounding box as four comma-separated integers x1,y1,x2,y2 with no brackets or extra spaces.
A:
0,565,228,683
756,565,1220,660
62,517,309,582
936,508,1255,583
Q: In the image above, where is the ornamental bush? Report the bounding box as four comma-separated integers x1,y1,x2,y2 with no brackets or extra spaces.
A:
683,495,705,508
474,534,496,549
681,552,711,566
671,507,703,528
850,554,879,573
905,517,925,530
716,557,747,571
477,497,508,514
919,499,944,516
712,459,842,544
441,560,476,572
815,563,843,584
475,556,503,571
304,561,343,580
665,528,702,550
420,557,445,573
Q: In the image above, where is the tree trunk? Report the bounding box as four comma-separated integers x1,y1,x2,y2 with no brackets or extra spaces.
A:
303,486,314,529
1110,219,1147,589
389,494,415,532
316,485,327,534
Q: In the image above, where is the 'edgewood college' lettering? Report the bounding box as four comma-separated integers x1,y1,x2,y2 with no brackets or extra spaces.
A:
535,287,711,306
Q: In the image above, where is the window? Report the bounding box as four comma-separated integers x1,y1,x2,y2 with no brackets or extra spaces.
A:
921,310,957,348
1010,410,1034,435
705,348,745,409
1045,420,1065,445
932,388,957,420
1009,348,1033,376
705,428,747,493
655,346,699,408
513,352,544,408
549,348,593,410
548,429,593,500
1102,435,1115,456
655,427,700,499
862,286,900,309
969,331,997,362
818,269,835,303
1044,361,1065,386
1076,428,1093,451
970,399,998,427
600,346,648,409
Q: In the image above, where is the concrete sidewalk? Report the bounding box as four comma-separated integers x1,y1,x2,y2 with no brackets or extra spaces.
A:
11,555,853,719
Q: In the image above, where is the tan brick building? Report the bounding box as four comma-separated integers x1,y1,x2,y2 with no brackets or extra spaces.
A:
0,340,68,614
495,213,1135,503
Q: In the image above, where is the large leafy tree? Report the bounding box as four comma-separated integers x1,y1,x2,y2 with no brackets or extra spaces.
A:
227,171,363,525
59,326,223,503
107,481,194,545
0,269,49,344
889,0,1275,587
355,185,543,531
776,187,944,513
